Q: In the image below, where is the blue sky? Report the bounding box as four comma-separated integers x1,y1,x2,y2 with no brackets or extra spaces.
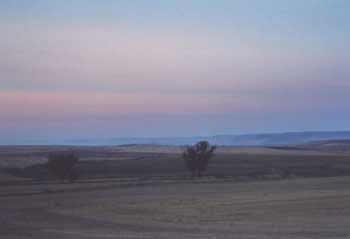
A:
0,0,350,143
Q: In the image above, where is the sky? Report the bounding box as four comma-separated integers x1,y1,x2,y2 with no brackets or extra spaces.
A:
0,0,350,143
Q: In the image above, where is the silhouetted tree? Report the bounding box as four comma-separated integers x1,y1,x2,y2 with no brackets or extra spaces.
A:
182,141,216,178
47,153,79,183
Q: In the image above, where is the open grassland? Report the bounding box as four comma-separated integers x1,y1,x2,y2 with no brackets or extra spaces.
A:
1,145,350,238
2,145,350,184
2,175,350,238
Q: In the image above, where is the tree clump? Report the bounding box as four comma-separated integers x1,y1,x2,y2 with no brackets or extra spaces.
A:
182,141,216,178
47,153,79,183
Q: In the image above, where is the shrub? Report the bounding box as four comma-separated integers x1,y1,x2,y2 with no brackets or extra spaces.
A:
182,141,216,178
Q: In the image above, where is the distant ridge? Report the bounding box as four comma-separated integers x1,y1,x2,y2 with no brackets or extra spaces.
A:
210,131,350,146
3,131,350,146
66,131,350,146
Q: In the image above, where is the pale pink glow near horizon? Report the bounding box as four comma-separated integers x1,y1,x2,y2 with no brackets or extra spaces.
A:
0,86,340,125
0,90,263,120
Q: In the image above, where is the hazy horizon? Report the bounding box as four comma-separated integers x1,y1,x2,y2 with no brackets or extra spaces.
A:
1,1,350,144
3,130,350,146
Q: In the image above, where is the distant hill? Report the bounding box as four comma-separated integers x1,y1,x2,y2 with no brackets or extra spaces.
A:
4,131,350,146
210,131,350,146
65,131,350,146
300,139,350,152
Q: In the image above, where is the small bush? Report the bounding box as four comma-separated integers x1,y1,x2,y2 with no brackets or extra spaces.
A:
182,141,216,178
47,153,79,183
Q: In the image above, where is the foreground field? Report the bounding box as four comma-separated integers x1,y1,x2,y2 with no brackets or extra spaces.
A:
1,145,350,238
1,176,350,238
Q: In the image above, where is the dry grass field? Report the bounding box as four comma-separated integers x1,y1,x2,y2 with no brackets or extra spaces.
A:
1,145,350,238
